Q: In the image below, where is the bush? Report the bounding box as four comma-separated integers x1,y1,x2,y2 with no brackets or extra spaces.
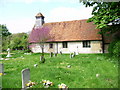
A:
108,40,117,55
108,40,120,57
113,41,120,57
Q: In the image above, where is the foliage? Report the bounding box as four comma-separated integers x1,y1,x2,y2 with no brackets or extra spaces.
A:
0,24,11,37
113,40,120,57
29,26,51,55
10,33,28,50
80,1,120,56
1,53,118,88
0,24,11,51
80,1,120,33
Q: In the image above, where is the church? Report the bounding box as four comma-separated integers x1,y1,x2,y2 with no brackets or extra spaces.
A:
29,12,111,54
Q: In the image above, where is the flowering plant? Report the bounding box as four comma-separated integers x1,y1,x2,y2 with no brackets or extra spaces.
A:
26,81,35,87
41,80,53,88
58,83,68,89
0,73,3,76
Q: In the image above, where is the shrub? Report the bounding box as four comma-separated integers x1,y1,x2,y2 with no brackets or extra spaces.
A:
108,40,117,55
113,41,120,57
108,40,120,58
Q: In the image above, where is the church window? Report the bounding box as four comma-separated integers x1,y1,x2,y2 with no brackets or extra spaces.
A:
62,42,68,48
49,43,53,48
83,41,91,48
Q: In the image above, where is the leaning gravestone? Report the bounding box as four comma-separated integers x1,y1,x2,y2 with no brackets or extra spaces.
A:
0,63,4,74
6,48,12,57
21,68,30,89
60,51,62,55
71,53,75,58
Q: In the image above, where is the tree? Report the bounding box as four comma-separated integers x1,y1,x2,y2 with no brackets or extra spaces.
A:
0,24,11,37
80,1,120,57
80,1,120,34
0,24,11,51
29,26,51,56
10,33,28,50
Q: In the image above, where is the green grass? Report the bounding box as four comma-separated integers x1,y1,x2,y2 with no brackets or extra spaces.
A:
1,52,118,88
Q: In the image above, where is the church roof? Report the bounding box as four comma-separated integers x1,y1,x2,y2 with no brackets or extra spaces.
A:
35,12,44,18
43,19,102,42
29,19,102,43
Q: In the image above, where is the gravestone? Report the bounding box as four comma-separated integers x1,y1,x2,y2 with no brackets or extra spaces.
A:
67,65,71,68
71,54,74,58
6,48,12,57
50,52,53,57
60,51,62,55
54,53,57,57
76,46,79,55
21,68,30,89
70,53,72,59
0,63,4,74
34,64,38,67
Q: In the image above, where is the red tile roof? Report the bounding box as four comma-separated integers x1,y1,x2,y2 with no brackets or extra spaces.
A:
43,19,102,42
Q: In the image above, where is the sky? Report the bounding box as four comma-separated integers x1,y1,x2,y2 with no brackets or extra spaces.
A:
0,0,93,34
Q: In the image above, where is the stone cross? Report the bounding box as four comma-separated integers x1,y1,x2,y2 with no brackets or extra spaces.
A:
6,48,12,57
21,68,30,89
0,63,4,74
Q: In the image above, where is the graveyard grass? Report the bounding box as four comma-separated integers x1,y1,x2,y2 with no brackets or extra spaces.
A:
1,51,118,88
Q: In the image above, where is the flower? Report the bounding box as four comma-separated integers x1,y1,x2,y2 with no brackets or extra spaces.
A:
58,83,68,89
26,81,35,87
41,80,53,88
0,73,3,76
96,74,100,77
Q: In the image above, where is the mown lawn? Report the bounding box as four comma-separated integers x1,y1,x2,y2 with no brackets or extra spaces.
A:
0,51,118,88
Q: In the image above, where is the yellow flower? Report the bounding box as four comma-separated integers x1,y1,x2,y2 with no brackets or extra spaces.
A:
58,85,63,88
0,73,3,76
26,81,35,87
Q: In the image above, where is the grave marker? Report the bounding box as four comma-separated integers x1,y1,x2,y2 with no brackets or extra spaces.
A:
50,52,53,57
0,63,4,74
60,51,62,55
54,53,57,57
6,48,12,57
21,68,30,89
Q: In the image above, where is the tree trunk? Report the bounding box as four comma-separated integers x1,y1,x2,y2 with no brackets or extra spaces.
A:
41,47,44,56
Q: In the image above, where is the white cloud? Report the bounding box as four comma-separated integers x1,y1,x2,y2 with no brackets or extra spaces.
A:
0,6,93,33
46,6,93,22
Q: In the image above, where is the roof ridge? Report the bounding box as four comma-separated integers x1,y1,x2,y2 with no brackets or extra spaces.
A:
44,19,88,24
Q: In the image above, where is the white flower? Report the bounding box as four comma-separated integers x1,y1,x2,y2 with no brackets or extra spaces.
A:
96,74,100,77
58,83,68,89
41,80,53,87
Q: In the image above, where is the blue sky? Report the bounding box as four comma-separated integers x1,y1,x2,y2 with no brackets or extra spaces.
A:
0,0,93,33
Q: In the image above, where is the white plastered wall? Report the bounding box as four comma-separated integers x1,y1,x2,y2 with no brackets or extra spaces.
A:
30,41,102,53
